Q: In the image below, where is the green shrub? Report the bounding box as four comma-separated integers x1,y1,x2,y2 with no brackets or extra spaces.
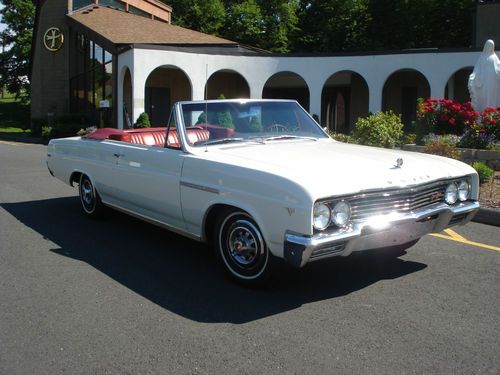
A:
77,126,97,136
135,112,151,128
423,139,460,159
328,132,352,143
41,126,53,139
472,162,494,184
351,111,403,148
400,133,417,145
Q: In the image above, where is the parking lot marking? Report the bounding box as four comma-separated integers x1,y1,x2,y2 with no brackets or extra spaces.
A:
431,229,500,252
443,228,467,241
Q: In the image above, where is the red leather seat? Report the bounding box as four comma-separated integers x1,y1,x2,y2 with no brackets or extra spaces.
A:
102,127,210,148
186,127,210,145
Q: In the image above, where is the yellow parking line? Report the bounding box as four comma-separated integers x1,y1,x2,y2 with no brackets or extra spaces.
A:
443,228,467,241
431,231,500,252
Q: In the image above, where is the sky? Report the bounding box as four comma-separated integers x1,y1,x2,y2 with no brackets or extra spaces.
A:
0,2,5,33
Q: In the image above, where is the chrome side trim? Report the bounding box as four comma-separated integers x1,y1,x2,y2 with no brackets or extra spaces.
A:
180,181,220,195
102,201,201,242
284,200,480,268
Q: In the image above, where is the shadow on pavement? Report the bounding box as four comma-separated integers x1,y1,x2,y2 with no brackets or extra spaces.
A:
1,197,427,324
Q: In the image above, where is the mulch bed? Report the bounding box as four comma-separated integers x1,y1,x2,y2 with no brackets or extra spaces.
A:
479,171,500,209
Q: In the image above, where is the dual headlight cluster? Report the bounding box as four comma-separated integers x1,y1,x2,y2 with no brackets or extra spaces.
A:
313,200,351,231
445,180,470,205
313,179,470,231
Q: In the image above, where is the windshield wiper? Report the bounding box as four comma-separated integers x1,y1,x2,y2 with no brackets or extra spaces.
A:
199,138,246,146
263,135,318,142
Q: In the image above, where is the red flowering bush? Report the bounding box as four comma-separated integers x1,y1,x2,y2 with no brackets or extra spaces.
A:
480,107,500,139
416,98,477,143
416,98,499,149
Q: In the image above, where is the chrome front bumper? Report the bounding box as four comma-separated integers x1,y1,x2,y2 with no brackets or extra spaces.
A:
284,201,480,268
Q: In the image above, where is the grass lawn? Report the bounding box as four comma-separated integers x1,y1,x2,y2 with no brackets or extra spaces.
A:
0,93,31,135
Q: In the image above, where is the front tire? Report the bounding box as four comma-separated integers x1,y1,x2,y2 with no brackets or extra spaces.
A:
214,209,273,286
79,174,105,218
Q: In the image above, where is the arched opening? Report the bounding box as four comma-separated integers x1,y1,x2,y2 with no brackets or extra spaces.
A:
205,70,250,99
122,67,133,128
382,69,431,131
321,71,369,133
144,66,192,126
262,72,310,111
445,67,473,103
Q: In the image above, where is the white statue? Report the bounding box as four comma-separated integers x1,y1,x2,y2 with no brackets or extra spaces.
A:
468,39,500,112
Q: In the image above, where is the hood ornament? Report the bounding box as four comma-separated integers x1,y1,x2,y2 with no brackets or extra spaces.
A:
394,157,404,168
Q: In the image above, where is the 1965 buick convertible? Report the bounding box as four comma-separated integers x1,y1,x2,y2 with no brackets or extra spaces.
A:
47,99,480,284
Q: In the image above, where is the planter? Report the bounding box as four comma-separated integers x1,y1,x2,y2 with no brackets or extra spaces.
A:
402,144,500,171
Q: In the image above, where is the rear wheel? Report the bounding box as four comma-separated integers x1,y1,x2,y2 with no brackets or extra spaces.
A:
79,174,105,218
214,209,273,286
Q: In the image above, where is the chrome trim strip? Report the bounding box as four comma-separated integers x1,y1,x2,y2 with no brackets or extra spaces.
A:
180,181,220,195
285,200,480,267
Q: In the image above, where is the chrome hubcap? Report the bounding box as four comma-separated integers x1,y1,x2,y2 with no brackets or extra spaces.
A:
81,180,94,206
228,224,258,266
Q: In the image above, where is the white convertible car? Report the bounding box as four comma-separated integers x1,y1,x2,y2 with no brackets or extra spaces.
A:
47,99,479,284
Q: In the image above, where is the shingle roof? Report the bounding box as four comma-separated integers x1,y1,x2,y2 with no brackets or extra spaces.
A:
68,6,237,47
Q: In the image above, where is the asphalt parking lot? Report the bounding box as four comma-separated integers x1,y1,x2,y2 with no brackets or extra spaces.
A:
0,140,499,374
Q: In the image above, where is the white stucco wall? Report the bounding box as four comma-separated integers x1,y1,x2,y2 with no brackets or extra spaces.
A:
116,47,483,129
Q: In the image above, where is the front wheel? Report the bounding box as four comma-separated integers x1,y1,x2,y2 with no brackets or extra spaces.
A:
79,174,105,218
214,210,274,286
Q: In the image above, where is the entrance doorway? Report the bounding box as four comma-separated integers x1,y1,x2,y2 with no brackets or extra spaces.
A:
145,87,170,126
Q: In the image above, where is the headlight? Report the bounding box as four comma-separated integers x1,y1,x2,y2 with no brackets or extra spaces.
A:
313,203,331,230
445,183,458,205
457,180,469,201
332,200,351,227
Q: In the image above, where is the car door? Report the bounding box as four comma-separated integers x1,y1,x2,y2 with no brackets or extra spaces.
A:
106,142,186,231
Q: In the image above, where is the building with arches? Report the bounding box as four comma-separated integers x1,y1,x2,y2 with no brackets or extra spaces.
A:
31,0,498,132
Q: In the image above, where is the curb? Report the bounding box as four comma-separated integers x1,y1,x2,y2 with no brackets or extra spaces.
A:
472,208,500,227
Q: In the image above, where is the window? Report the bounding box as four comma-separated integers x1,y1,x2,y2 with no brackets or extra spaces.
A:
70,33,114,126
73,0,94,11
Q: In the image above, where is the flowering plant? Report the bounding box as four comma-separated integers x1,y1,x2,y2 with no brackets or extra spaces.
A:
416,98,477,142
416,98,499,149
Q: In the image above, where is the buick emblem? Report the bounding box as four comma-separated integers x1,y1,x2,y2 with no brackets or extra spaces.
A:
395,158,403,168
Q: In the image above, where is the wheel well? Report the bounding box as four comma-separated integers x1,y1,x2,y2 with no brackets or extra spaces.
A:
203,204,249,245
69,171,82,187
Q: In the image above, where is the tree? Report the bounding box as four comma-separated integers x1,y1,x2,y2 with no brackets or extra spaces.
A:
293,0,371,52
0,0,35,99
167,0,226,35
365,0,474,50
223,0,264,47
255,0,299,53
163,0,474,53
294,0,474,52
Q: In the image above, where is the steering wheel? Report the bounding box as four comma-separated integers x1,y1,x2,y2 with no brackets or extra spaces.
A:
265,123,288,133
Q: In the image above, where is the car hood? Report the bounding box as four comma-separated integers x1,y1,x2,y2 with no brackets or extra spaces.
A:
197,139,476,200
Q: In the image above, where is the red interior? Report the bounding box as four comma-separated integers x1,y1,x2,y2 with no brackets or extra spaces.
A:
84,127,212,148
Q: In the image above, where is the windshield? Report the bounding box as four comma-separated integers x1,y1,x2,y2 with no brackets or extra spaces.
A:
180,101,327,147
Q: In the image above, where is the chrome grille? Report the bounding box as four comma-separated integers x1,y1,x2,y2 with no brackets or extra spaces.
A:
320,179,468,225
349,181,448,222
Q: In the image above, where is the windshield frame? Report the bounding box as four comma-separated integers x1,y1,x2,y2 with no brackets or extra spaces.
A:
176,99,329,153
